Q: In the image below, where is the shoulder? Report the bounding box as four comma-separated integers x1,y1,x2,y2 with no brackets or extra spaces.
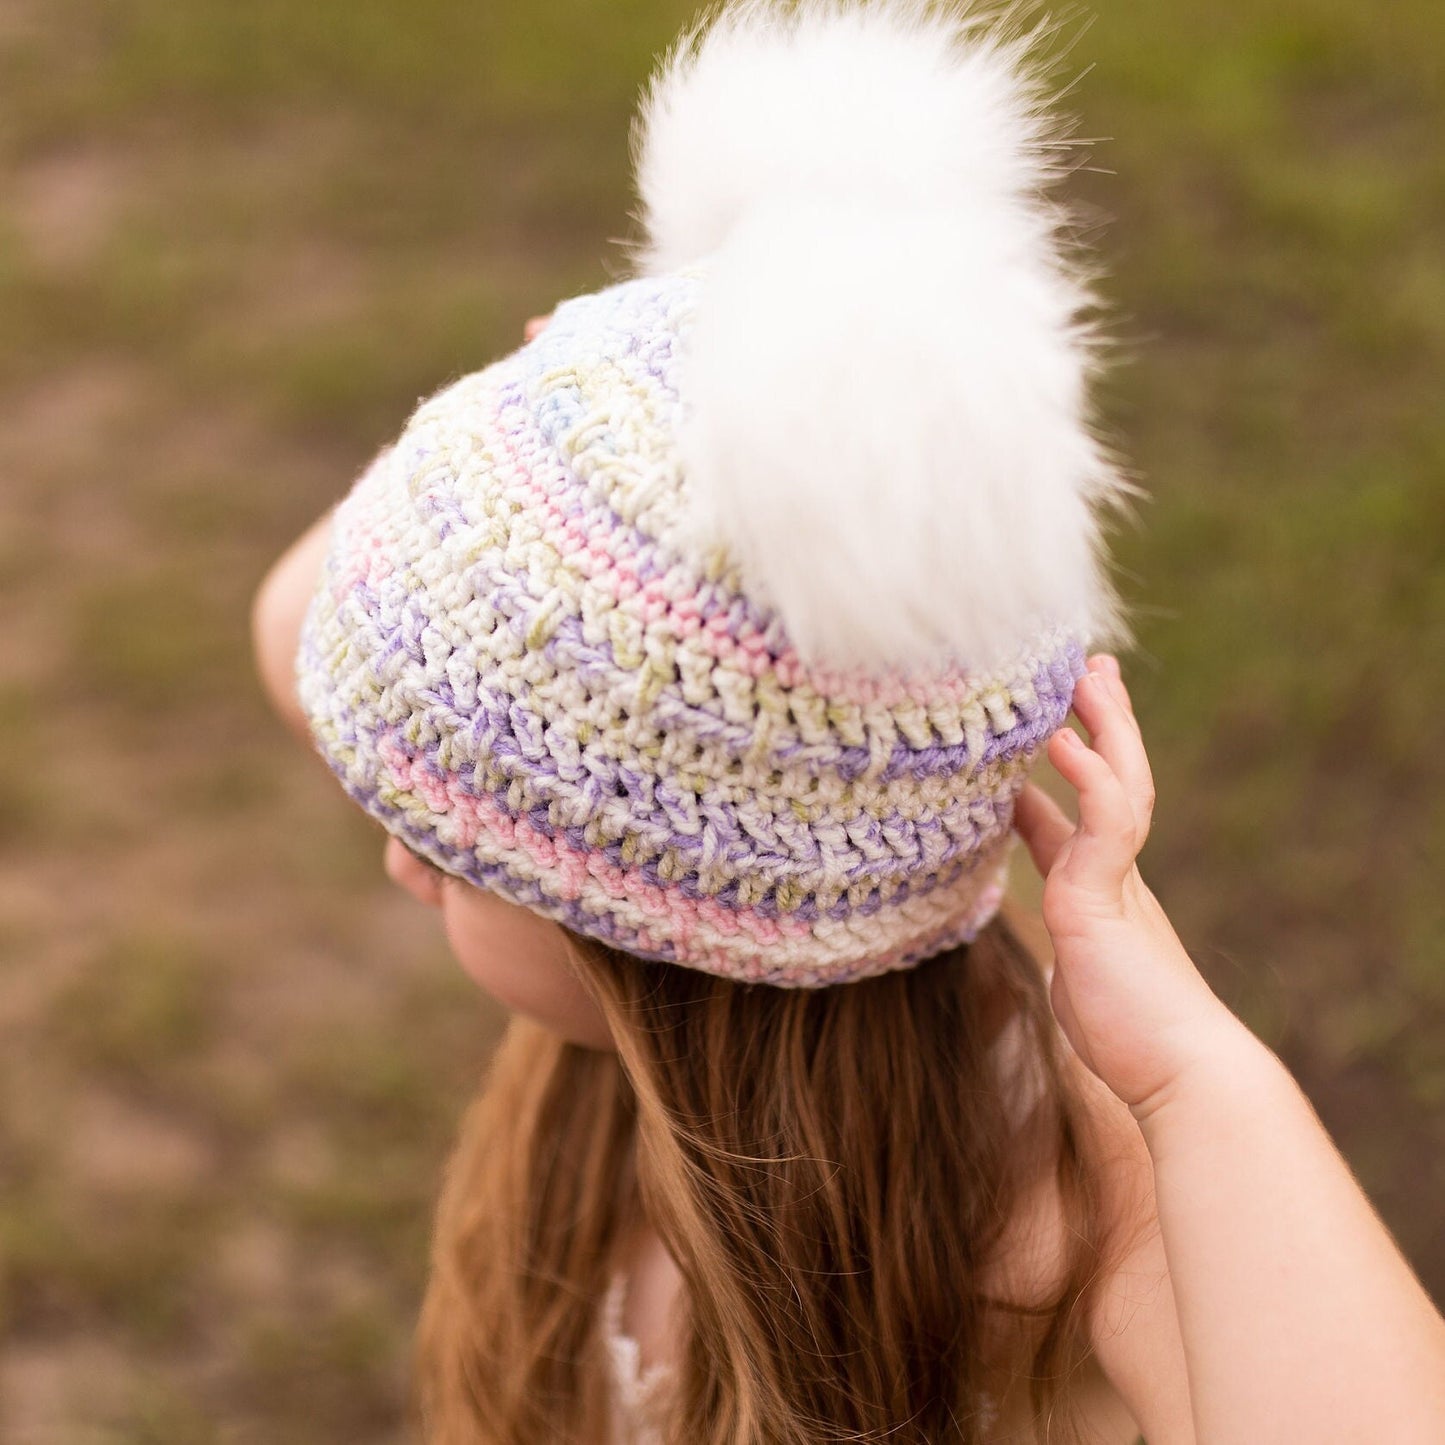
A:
1071,1052,1197,1445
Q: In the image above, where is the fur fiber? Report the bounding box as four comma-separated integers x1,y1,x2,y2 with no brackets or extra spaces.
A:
630,0,1136,673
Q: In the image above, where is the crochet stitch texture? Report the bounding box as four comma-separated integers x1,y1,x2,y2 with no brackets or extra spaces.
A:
297,272,1086,986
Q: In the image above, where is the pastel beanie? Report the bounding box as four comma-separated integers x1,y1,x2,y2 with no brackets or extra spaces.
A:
296,0,1132,988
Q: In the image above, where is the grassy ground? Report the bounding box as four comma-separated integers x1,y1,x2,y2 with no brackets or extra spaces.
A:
1,0,1441,1438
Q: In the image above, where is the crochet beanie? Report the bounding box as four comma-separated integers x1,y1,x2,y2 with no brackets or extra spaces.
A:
295,0,1132,988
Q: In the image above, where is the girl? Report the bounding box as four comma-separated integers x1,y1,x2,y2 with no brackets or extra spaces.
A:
252,2,1445,1441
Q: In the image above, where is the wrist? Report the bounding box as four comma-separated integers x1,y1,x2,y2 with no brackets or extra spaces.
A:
1130,1009,1284,1146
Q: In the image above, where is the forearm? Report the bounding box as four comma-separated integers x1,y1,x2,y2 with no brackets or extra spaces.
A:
1139,1023,1445,1443
250,506,336,745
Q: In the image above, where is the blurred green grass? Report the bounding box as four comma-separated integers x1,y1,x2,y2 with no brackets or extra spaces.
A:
1,0,1442,1437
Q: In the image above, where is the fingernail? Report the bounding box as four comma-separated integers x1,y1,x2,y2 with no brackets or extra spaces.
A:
1056,727,1082,748
1102,655,1121,679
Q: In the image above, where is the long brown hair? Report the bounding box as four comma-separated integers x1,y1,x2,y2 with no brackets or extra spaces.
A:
415,909,1125,1443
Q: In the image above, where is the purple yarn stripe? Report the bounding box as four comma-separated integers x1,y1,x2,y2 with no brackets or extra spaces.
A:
383,579,1081,785
358,717,1016,921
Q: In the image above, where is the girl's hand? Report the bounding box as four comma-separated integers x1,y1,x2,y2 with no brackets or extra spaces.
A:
524,313,553,341
1013,654,1249,1122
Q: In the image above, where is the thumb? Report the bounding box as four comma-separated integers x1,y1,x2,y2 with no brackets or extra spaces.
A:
1013,782,1075,879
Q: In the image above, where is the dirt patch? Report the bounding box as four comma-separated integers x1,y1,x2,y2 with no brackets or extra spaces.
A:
0,1335,138,1443
11,146,134,270
65,1089,217,1196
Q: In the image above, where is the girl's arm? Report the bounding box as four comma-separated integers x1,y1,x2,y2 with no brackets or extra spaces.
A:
1139,998,1445,1443
1015,657,1445,1444
250,505,336,744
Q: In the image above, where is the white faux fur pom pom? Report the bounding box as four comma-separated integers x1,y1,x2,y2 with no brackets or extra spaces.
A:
631,0,1136,673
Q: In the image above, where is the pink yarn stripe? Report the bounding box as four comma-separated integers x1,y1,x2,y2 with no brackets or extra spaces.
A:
378,737,814,955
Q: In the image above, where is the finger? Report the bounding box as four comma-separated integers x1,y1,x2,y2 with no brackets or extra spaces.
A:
524,313,553,341
1109,671,1141,732
1089,651,1122,686
1103,655,1137,721
1087,653,1139,733
1071,673,1155,839
1012,781,1075,877
1047,727,1138,891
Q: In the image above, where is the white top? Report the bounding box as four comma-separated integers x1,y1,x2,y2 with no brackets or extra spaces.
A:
603,1272,672,1445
